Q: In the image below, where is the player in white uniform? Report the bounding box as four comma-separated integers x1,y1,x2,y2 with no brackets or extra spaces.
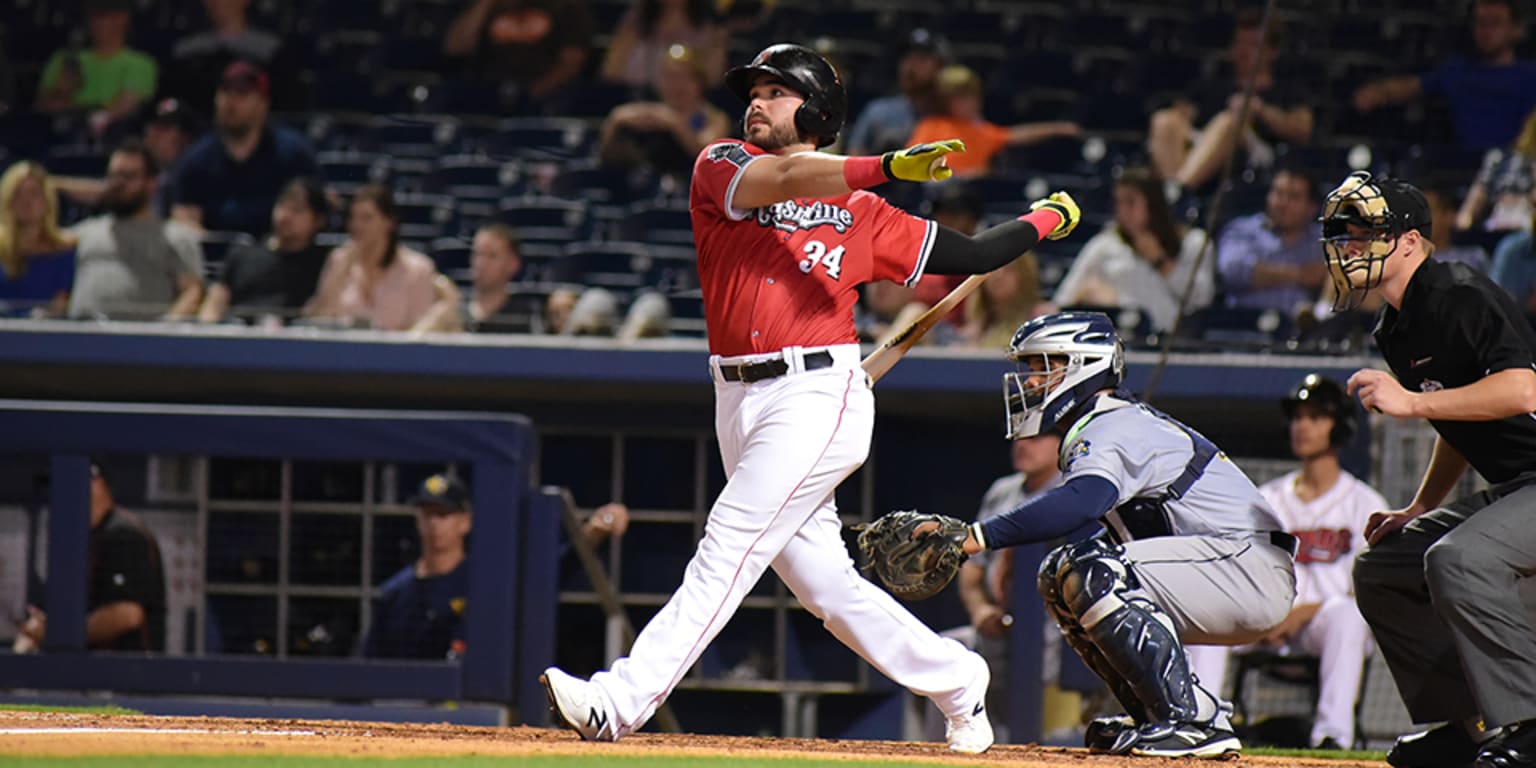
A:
1187,374,1384,749
939,312,1298,758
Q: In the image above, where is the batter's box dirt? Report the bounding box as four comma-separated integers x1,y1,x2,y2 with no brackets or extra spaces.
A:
0,711,1383,766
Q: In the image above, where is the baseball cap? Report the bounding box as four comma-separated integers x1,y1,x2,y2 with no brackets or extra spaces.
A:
409,473,469,512
219,60,271,99
1377,178,1433,242
903,28,952,60
148,98,201,135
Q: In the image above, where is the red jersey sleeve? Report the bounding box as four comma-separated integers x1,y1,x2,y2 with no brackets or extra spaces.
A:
850,190,938,288
691,139,768,222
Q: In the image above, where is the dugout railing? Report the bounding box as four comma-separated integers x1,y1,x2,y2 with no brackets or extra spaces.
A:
0,399,559,727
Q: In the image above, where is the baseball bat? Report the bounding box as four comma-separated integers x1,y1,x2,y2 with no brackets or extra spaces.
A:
861,273,988,384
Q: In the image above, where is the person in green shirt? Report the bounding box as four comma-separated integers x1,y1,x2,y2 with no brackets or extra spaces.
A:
35,0,157,130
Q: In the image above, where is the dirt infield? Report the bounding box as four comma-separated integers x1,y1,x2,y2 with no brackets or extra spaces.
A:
0,711,1384,766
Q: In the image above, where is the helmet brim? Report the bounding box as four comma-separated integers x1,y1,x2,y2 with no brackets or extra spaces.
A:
725,64,803,104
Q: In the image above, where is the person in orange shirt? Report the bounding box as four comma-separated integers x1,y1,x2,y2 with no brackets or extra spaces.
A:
908,65,1082,177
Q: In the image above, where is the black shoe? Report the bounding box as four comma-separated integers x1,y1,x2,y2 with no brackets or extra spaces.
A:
1315,737,1344,751
1477,721,1536,768
1389,723,1479,768
1085,714,1136,753
1127,720,1243,759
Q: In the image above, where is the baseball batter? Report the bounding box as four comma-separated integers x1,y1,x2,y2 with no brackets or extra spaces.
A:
1322,171,1536,768
1187,374,1384,749
911,311,1298,758
540,43,1082,753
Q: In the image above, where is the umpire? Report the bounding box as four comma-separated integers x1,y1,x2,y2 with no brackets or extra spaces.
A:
1321,170,1536,768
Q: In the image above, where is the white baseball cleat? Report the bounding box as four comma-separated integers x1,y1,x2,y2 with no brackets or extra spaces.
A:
945,699,995,754
540,666,618,742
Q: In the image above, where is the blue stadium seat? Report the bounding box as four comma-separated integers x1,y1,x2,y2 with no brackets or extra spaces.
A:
44,146,108,178
615,202,694,246
393,192,458,239
430,237,472,273
489,117,594,161
555,242,653,292
200,231,258,281
1177,306,1299,351
549,162,657,205
317,151,391,185
498,196,589,245
362,114,461,158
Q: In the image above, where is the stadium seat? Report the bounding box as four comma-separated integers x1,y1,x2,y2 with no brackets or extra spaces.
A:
317,151,391,185
498,197,589,245
430,237,472,273
1177,306,1299,351
489,117,594,161
615,202,694,246
556,242,654,292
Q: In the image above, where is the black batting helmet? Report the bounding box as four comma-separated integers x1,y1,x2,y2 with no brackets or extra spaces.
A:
725,43,847,148
1281,373,1356,448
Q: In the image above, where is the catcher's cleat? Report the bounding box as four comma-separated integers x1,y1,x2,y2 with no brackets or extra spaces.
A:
1126,719,1242,759
541,667,618,742
1085,714,1137,753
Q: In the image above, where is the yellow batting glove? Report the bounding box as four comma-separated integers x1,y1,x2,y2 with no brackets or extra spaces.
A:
881,139,966,182
1029,191,1081,240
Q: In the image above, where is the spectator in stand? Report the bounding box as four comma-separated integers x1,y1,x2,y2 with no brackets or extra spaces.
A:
303,184,460,333
1054,167,1215,333
907,65,1081,178
1148,10,1313,193
1424,183,1492,272
34,0,157,135
461,224,524,332
902,182,988,337
845,28,949,156
53,97,202,218
1216,166,1325,317
1457,107,1536,233
69,140,204,320
1490,219,1536,311
599,44,731,179
166,0,293,114
542,285,671,340
443,0,593,107
1354,0,1536,154
361,473,629,659
962,255,1049,349
171,61,318,237
198,177,332,323
0,162,78,318
12,462,167,654
600,0,726,89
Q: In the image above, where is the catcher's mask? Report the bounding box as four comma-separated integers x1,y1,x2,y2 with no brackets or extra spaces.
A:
1319,171,1432,311
1003,312,1124,440
725,43,847,148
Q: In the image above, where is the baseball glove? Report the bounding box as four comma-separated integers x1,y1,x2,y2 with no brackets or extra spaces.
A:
852,510,972,601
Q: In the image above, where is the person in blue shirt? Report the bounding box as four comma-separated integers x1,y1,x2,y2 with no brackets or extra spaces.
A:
171,61,317,237
1216,166,1326,315
843,28,949,156
361,473,631,659
0,161,77,317
1353,0,1536,153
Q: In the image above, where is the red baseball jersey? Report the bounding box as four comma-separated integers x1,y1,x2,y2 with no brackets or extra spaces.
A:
690,140,937,356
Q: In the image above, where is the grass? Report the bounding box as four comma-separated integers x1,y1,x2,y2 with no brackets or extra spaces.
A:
1249,744,1388,761
0,703,139,715
0,759,950,768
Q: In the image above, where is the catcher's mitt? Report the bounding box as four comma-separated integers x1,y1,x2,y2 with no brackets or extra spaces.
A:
852,510,971,601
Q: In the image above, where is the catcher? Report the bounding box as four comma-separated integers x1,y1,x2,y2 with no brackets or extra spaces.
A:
857,311,1298,758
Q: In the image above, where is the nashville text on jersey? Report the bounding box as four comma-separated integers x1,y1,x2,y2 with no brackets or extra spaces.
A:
754,200,855,234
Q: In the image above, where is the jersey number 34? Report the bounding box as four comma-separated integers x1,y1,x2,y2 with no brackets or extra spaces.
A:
799,240,845,280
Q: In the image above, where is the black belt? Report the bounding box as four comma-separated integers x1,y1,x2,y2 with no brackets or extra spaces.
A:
718,350,835,383
1267,531,1298,557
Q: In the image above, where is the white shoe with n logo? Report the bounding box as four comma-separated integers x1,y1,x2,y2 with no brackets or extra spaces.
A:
541,667,618,742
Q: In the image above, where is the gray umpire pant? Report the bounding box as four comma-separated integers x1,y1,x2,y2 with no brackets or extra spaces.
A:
1353,476,1536,729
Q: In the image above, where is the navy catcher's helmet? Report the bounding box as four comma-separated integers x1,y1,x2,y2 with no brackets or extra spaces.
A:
725,43,847,148
1003,312,1125,439
1281,373,1357,448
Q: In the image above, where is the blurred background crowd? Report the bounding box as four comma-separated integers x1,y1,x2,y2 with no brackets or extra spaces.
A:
2,0,1535,351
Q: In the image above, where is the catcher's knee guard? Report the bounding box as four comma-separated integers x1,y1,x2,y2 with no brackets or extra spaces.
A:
1051,537,1199,725
1038,539,1152,724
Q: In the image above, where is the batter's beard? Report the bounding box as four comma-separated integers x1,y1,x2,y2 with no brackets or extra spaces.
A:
746,121,803,151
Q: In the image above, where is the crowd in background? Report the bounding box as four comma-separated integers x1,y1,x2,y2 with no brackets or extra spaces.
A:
3,0,1536,351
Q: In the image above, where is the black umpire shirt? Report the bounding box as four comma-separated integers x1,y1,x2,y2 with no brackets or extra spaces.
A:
1374,258,1536,484
90,508,167,652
